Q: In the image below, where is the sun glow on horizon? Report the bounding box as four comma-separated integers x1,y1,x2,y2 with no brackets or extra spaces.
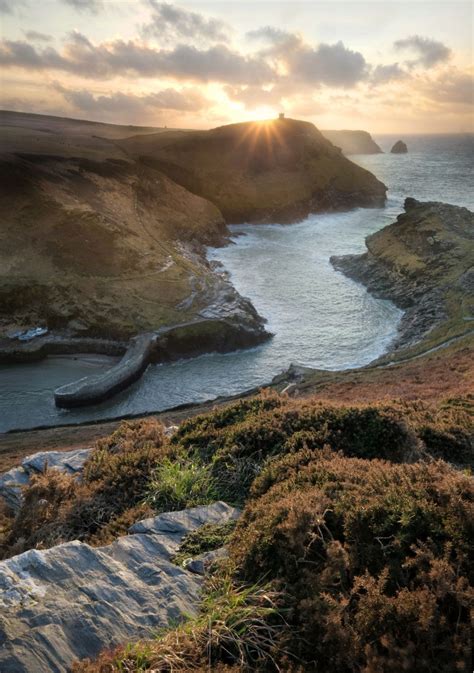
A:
250,106,277,121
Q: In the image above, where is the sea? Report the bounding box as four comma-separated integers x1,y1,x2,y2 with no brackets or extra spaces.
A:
1,133,472,432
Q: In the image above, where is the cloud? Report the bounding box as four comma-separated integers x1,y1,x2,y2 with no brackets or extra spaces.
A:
224,84,283,109
422,69,474,106
0,0,26,13
371,63,407,86
249,28,368,88
54,83,210,115
142,1,228,44
62,0,103,13
24,30,53,43
394,35,451,68
0,34,275,84
288,41,368,88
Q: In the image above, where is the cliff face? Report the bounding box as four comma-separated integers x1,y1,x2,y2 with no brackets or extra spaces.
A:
331,198,474,352
321,130,383,155
120,118,387,223
0,112,266,344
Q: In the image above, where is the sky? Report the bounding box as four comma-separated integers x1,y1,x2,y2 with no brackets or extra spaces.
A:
0,0,472,133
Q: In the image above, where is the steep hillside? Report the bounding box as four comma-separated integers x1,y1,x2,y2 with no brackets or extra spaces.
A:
0,112,386,347
0,112,266,344
120,118,387,223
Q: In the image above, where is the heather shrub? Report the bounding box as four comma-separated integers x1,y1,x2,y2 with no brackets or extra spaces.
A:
230,453,474,672
172,520,237,567
1,419,168,556
3,393,471,563
173,398,426,504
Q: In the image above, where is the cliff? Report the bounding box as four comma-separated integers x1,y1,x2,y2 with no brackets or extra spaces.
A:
331,198,474,353
0,111,267,347
120,118,387,223
0,111,386,353
321,129,383,155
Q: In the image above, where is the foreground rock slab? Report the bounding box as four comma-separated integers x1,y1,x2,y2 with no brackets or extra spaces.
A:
0,501,240,673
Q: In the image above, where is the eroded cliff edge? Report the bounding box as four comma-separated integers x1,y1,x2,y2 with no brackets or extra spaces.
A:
120,117,387,223
331,198,474,355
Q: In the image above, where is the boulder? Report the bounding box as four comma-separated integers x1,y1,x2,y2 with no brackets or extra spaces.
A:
391,140,408,154
0,501,240,673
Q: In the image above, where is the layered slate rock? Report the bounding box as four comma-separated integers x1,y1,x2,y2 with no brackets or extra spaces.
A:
0,501,240,673
0,448,92,512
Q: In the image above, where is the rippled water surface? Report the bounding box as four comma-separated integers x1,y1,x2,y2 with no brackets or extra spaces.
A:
1,133,472,431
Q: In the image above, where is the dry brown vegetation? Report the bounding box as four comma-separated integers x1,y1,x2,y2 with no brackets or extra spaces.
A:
2,392,472,560
1,389,472,671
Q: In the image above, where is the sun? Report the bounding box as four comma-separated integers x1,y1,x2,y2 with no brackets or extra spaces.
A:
250,106,276,121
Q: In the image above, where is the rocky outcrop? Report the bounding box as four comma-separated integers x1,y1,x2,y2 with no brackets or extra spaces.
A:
0,501,240,673
0,448,92,512
391,140,408,154
321,130,383,155
331,198,474,352
120,118,387,223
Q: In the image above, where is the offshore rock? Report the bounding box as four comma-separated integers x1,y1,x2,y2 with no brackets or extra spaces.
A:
391,140,408,154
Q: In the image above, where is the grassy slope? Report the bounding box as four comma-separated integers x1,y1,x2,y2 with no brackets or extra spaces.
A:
332,199,474,361
0,112,385,339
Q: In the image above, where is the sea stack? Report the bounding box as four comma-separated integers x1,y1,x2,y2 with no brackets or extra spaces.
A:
391,140,408,154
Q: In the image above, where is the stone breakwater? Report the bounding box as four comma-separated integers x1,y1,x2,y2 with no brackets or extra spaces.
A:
53,316,270,408
0,501,241,673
